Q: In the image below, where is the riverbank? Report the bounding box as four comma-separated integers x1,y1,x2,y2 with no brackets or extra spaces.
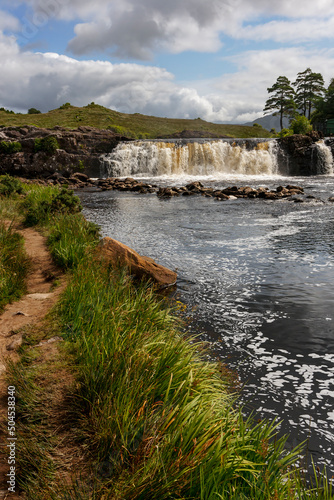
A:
0,176,332,499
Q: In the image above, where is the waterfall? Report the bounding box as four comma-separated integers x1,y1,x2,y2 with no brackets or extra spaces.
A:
100,139,279,178
100,137,334,178
316,140,334,175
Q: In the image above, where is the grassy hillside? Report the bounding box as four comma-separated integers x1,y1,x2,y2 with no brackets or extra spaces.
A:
0,103,271,139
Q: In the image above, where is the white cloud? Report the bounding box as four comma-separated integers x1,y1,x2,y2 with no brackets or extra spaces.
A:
0,32,225,120
66,0,229,59
13,0,334,59
184,47,334,122
0,10,21,31
1,29,334,124
239,16,334,43
2,0,334,125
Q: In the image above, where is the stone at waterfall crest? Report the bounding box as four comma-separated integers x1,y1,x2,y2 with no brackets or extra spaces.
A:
97,237,177,287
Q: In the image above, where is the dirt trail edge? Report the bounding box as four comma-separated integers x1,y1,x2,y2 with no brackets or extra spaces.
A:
0,224,65,499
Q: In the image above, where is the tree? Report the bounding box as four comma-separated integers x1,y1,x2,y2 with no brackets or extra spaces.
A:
28,107,41,114
312,78,334,124
293,68,325,119
263,76,295,131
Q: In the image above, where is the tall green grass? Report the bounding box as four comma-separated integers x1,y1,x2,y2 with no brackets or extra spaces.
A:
55,257,306,499
0,222,30,311
47,213,99,269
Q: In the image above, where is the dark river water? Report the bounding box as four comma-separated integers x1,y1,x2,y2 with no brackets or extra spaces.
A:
78,174,334,474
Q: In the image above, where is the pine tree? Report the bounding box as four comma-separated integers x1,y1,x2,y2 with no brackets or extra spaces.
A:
312,78,334,124
293,68,325,119
263,76,295,131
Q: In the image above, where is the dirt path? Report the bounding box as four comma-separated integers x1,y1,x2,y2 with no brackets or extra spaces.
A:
0,224,65,499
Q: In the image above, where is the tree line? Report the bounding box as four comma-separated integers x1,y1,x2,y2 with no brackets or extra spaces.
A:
263,68,334,132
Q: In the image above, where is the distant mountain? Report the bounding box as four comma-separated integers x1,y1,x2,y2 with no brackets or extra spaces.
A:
244,114,290,131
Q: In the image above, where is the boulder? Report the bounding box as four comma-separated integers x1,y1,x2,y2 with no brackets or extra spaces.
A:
97,237,177,287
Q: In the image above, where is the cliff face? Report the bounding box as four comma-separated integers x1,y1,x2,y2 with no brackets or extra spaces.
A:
0,126,129,178
277,132,333,175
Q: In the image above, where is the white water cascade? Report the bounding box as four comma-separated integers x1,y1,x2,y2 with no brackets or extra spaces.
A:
315,140,334,175
101,139,280,178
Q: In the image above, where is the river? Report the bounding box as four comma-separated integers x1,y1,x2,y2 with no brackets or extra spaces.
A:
78,139,334,474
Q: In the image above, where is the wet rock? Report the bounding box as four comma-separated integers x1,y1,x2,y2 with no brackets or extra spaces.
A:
157,187,179,197
213,191,229,200
286,184,304,193
222,186,240,196
292,197,305,203
239,186,257,196
184,181,204,193
97,237,177,287
278,135,324,175
71,172,90,183
276,186,291,197
258,190,273,199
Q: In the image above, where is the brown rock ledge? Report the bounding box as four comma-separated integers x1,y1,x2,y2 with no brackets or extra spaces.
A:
97,237,177,288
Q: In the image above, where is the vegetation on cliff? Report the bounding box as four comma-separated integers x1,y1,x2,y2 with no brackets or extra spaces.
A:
0,102,271,139
0,178,332,499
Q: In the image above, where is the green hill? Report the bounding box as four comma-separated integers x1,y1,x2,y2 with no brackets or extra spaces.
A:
0,103,271,139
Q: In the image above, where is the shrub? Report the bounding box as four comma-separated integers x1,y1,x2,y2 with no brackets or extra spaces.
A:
0,174,24,196
277,128,293,138
50,186,82,213
0,107,15,114
28,108,41,114
74,159,85,171
59,102,72,109
0,141,22,154
34,136,59,155
290,115,313,135
23,185,82,226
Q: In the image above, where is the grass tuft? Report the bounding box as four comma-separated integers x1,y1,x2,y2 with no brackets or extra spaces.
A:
0,222,30,311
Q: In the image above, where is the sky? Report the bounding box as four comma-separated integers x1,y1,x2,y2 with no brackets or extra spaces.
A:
1,0,334,123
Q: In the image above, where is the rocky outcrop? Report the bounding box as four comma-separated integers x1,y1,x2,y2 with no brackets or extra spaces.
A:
277,132,330,175
0,126,129,178
97,237,177,287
